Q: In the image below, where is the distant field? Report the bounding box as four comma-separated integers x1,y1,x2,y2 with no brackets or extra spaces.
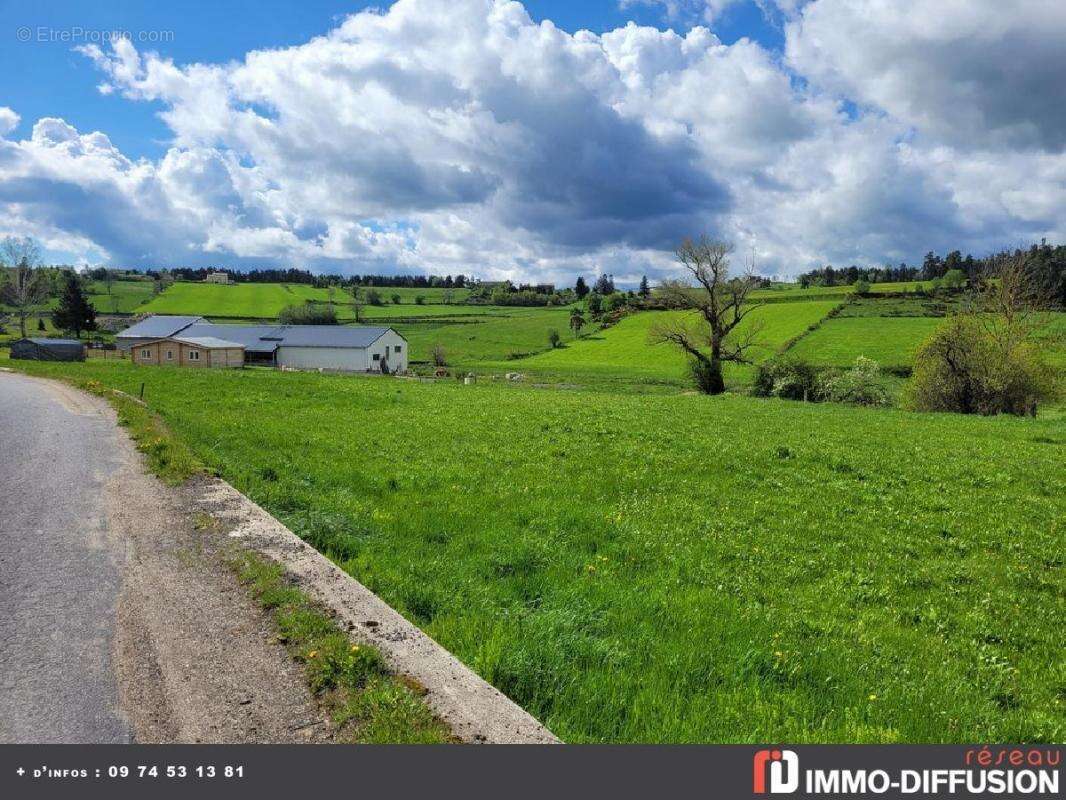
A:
750,281,924,300
509,301,841,383
788,316,945,369
356,286,472,304
139,282,343,318
396,306,577,364
357,303,513,320
139,281,477,318
8,357,1063,743
86,279,156,314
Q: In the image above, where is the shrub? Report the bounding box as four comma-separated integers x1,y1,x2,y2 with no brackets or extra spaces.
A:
689,358,723,394
547,328,561,349
903,316,1057,416
366,289,383,306
37,317,46,331
942,269,966,291
431,344,447,367
415,295,425,305
604,293,627,313
278,303,337,325
753,357,819,401
852,279,871,295
819,356,889,406
391,294,401,304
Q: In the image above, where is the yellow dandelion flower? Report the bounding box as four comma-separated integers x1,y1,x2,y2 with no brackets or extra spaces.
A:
868,694,877,701
307,650,318,659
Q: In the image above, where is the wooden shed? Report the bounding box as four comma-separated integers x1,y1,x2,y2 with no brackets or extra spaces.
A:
133,335,245,368
9,338,86,361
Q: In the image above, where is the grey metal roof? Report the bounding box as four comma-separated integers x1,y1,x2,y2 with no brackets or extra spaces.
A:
119,316,399,352
21,338,84,347
182,323,285,353
271,325,390,348
173,336,246,349
116,315,203,339
185,322,393,350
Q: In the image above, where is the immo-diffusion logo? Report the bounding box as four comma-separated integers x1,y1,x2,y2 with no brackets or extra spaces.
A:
754,749,800,794
751,746,1061,796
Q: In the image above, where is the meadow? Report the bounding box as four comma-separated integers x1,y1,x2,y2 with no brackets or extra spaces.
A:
138,281,476,319
6,356,1063,743
85,278,156,314
138,281,345,318
504,301,841,384
788,317,945,370
750,281,924,300
395,306,579,365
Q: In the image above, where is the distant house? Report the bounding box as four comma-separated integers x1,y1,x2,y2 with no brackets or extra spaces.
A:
116,315,408,373
9,338,86,362
205,272,233,284
132,336,245,369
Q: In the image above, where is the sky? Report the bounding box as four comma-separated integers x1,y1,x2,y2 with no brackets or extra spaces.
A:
0,0,1063,284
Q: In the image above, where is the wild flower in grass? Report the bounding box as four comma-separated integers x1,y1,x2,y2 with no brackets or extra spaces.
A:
869,694,878,701
308,650,318,659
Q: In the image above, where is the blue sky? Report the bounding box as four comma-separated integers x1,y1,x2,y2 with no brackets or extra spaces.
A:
1,1,781,159
0,1,1062,280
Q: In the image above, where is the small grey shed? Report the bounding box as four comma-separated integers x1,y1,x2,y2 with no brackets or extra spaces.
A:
9,338,86,362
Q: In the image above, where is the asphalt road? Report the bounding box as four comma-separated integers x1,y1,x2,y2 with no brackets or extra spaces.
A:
0,371,132,743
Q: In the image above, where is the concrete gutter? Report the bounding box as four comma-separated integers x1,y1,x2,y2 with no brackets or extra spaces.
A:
189,476,560,744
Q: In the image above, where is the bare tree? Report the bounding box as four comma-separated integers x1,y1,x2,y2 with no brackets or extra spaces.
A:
650,236,763,394
974,251,1051,349
350,285,363,323
0,236,49,338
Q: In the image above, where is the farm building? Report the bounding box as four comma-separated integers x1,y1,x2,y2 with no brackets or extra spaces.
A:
132,336,245,369
117,315,408,373
9,338,86,362
205,272,233,284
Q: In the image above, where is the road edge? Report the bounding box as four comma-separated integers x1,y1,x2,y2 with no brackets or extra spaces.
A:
188,475,560,744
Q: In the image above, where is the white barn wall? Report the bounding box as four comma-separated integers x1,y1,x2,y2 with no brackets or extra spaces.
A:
276,346,369,371
275,331,408,372
367,329,408,373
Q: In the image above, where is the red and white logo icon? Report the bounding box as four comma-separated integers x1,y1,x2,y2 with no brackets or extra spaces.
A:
753,749,800,794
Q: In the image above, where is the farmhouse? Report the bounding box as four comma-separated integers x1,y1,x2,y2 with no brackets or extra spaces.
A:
132,336,245,369
9,338,86,362
205,272,233,284
117,315,408,372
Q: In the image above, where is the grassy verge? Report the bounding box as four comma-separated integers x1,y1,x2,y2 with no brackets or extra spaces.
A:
231,551,453,744
2,356,453,744
55,374,201,484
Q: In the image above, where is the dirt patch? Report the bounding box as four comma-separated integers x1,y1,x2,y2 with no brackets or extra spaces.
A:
188,476,560,744
100,401,332,743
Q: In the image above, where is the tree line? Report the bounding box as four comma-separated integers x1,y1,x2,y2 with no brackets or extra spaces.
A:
796,240,1065,306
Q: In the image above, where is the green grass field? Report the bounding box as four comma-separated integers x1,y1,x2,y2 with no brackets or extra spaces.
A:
788,316,946,369
396,306,579,365
6,357,1062,743
507,301,841,384
139,281,475,319
750,281,925,300
86,279,156,314
356,285,472,304
138,281,346,318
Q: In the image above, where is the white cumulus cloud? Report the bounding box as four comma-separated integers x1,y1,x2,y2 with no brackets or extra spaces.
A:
0,0,1062,281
